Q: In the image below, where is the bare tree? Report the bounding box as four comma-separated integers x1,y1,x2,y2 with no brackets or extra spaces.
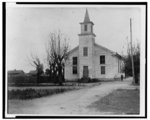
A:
46,31,69,85
28,54,44,84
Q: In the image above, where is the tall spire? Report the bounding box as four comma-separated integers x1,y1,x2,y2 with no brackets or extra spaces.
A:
84,9,90,22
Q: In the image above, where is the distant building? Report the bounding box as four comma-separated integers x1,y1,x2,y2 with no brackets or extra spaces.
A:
27,70,46,77
8,69,25,76
27,70,37,76
64,9,125,81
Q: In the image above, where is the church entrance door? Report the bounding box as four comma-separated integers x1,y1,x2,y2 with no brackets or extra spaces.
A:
83,66,89,78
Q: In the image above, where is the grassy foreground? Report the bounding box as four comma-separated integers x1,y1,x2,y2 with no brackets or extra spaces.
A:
8,82,101,100
89,89,139,114
8,87,78,100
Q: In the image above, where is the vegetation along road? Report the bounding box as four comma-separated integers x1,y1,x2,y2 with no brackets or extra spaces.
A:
8,77,139,115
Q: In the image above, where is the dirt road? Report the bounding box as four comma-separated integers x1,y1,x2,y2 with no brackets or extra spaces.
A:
9,78,133,115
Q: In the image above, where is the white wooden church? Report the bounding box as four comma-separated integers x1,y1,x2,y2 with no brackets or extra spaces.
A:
64,9,124,81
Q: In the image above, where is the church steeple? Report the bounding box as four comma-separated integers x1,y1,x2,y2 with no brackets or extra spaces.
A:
79,9,95,37
84,9,90,22
78,9,95,79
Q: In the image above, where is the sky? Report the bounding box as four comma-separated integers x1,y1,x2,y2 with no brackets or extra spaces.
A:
6,4,144,73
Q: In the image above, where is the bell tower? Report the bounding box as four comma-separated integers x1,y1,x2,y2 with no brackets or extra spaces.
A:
78,9,96,79
79,9,96,37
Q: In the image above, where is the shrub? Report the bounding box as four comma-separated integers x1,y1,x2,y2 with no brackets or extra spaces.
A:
78,77,100,83
8,75,37,85
89,78,100,83
78,77,91,83
123,42,140,84
8,75,61,86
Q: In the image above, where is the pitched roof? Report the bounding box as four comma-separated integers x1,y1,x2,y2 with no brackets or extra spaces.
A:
67,43,123,60
94,43,124,60
84,9,90,22
8,70,24,74
67,46,79,55
94,43,115,54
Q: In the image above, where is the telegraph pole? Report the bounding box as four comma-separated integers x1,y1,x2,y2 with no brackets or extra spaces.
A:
130,18,135,84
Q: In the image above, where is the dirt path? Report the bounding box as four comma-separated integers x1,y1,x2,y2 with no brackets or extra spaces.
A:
9,78,133,115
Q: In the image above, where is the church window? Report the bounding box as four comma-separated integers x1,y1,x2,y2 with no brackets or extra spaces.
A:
100,55,105,64
72,57,77,74
73,66,77,74
84,25,87,31
73,57,77,65
101,66,105,74
83,47,88,56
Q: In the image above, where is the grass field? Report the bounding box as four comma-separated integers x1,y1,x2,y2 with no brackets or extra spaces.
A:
8,82,101,100
8,87,78,100
89,89,139,114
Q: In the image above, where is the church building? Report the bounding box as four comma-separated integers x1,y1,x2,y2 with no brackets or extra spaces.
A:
64,9,124,81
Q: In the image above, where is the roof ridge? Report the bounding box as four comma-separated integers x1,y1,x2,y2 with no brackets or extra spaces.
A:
94,43,115,54
67,46,79,55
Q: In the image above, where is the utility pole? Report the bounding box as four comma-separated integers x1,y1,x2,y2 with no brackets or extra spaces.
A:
130,18,135,84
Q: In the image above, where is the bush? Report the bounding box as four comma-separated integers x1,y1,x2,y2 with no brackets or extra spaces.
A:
78,77,90,83
78,77,99,83
8,75,60,86
89,78,100,83
123,43,140,84
8,75,37,85
135,73,140,84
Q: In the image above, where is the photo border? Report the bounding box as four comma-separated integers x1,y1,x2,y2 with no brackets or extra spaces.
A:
2,2,147,119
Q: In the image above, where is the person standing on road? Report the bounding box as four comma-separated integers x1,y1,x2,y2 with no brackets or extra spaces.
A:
121,75,123,81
